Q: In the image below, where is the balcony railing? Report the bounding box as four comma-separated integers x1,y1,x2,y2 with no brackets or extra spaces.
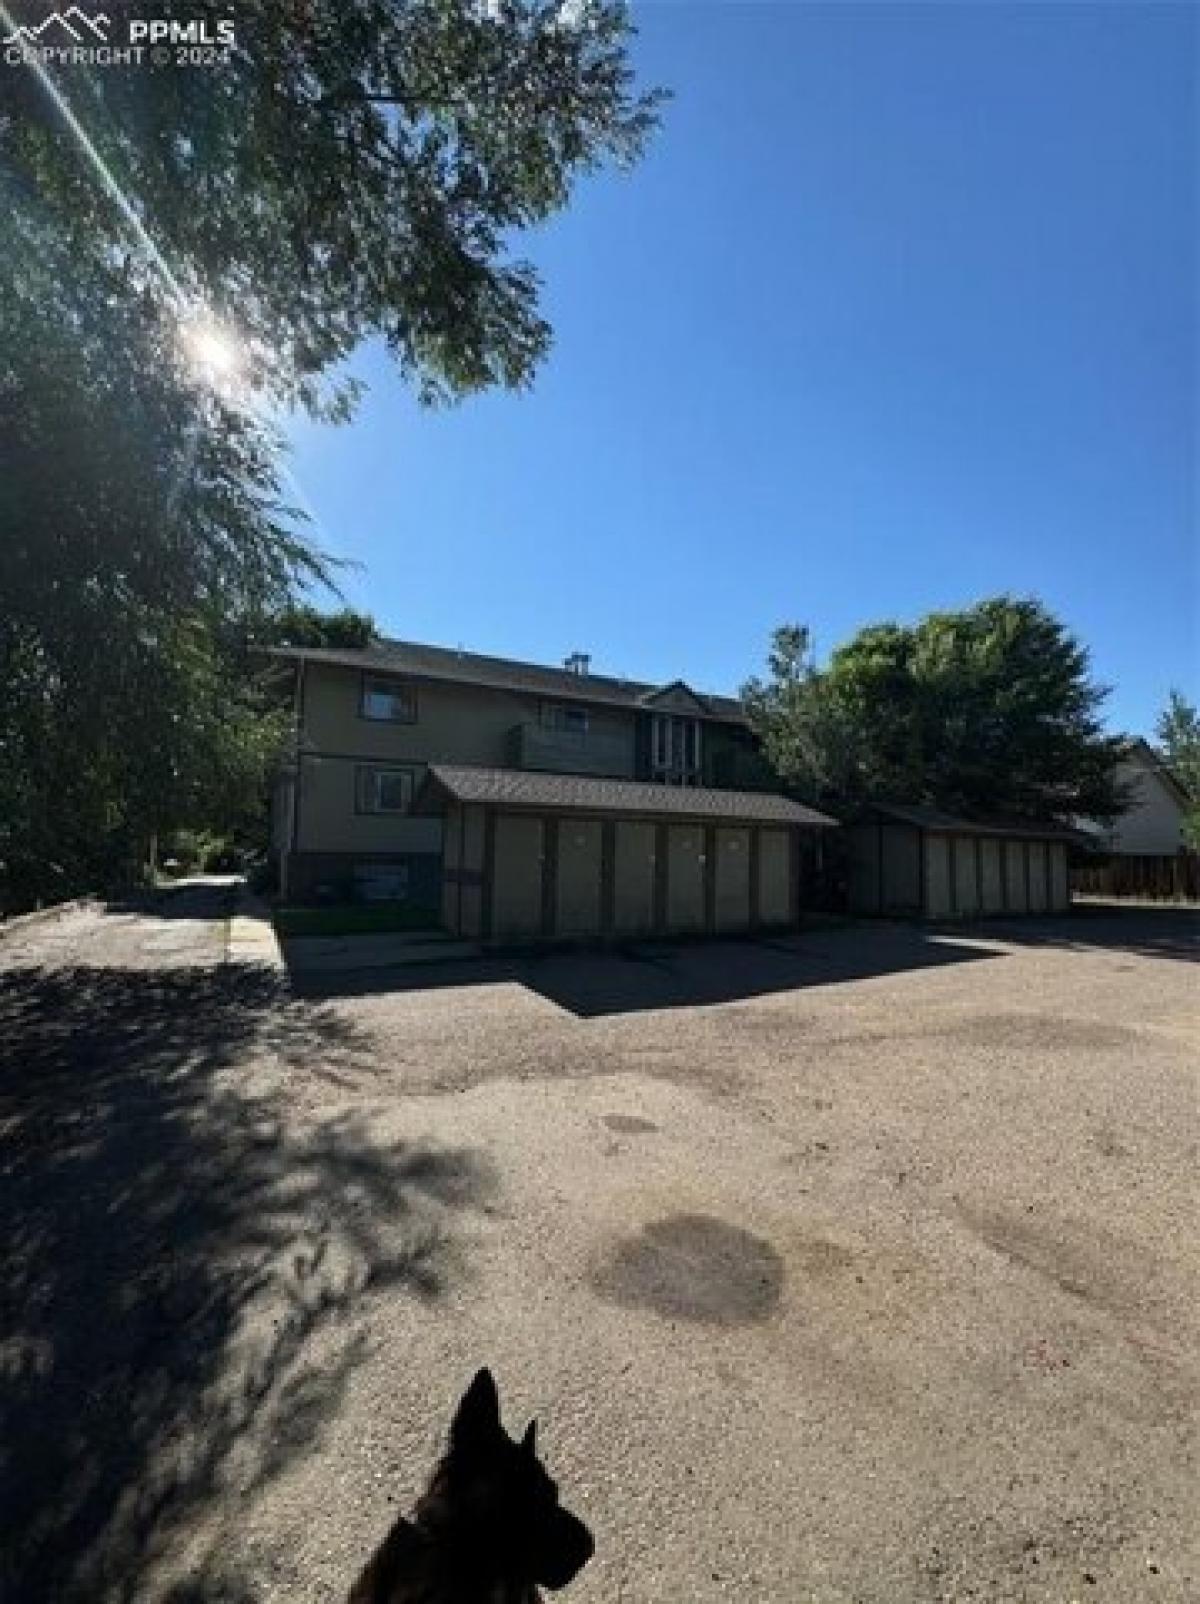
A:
507,722,632,778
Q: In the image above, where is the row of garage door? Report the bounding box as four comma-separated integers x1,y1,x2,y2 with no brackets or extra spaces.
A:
442,805,800,941
849,823,1071,918
925,833,1069,917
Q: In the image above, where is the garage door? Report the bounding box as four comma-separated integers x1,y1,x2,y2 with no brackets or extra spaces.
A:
1003,840,1028,913
925,835,952,917
666,825,706,932
714,828,751,931
1049,842,1070,911
952,836,980,917
491,814,544,938
758,829,792,926
1028,841,1048,912
556,819,602,936
980,838,1004,913
613,821,656,935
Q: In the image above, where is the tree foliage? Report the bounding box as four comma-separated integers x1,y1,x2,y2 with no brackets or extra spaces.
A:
0,2,661,909
263,606,377,649
744,598,1129,826
1155,689,1200,848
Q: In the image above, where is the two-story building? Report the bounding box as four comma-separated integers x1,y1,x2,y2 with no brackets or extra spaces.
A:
268,637,835,941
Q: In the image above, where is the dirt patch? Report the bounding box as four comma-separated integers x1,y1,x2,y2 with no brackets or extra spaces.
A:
591,1213,783,1325
956,1203,1142,1315
934,1012,1139,1052
602,1113,658,1134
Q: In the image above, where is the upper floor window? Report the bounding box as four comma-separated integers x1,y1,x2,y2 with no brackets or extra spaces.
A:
360,675,417,723
651,715,701,783
540,702,589,741
356,765,415,814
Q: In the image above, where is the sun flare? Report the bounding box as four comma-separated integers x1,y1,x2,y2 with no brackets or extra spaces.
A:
180,314,243,384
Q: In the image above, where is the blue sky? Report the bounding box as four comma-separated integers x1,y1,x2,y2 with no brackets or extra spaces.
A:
288,0,1197,736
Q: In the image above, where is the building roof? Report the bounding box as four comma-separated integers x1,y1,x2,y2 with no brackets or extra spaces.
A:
1121,738,1193,808
415,765,837,827
266,638,747,723
865,803,1080,843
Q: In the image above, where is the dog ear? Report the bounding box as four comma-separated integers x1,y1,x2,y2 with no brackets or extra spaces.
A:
451,1368,501,1447
520,1418,538,1456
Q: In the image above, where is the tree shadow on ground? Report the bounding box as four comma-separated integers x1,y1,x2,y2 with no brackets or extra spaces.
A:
290,924,1001,1019
0,962,496,1604
961,902,1199,963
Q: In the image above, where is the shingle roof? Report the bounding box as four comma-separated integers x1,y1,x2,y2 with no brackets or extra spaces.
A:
867,803,1079,842
266,638,746,722
416,765,837,827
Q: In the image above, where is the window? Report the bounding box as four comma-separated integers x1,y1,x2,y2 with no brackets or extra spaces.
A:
356,766,415,814
360,675,416,723
354,863,411,902
540,702,589,740
651,715,702,782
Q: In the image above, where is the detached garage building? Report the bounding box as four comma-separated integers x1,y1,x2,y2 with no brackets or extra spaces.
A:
416,765,836,943
847,805,1072,919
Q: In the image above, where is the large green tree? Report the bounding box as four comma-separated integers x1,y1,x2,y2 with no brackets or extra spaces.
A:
1154,689,1200,848
744,598,1129,826
0,2,661,909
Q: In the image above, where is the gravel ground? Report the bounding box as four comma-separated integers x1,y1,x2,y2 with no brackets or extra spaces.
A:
1,887,1196,1603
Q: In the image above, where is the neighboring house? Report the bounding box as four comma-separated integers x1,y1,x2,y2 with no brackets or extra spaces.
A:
266,638,828,936
1099,739,1192,856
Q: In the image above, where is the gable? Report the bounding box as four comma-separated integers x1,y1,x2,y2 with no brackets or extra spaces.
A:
638,680,709,716
1109,755,1187,854
1124,740,1191,809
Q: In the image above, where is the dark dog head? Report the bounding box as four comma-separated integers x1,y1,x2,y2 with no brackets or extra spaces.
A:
421,1368,594,1593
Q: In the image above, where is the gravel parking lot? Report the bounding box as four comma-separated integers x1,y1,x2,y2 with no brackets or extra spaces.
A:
1,889,1196,1603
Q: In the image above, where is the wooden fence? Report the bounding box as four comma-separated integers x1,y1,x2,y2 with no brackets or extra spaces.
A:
1071,852,1199,903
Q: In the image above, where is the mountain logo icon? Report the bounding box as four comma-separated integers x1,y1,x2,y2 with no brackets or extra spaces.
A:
3,7,112,44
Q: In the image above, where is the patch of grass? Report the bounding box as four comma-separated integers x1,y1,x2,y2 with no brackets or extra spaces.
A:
273,903,441,938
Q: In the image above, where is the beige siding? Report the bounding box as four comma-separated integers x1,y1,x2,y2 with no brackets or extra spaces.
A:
613,822,656,935
714,828,751,931
457,804,486,937
462,804,486,872
295,756,442,854
980,838,1004,913
491,815,543,938
556,820,603,937
952,836,980,917
300,661,636,775
1049,842,1070,910
1004,840,1029,912
882,825,921,913
925,835,952,917
758,829,791,925
1028,841,1048,912
1107,756,1187,854
441,803,461,930
666,826,706,932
